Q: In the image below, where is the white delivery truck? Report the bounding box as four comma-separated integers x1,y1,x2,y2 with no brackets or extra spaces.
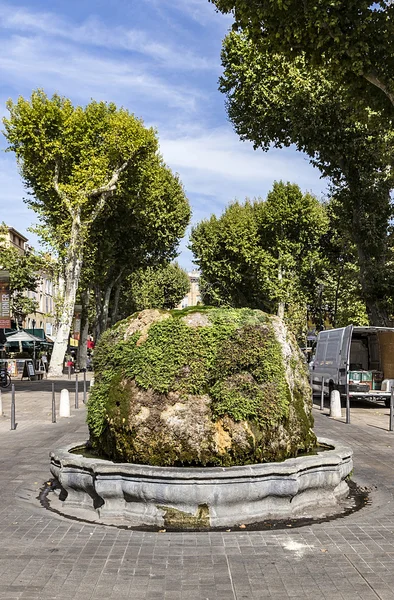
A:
310,325,394,407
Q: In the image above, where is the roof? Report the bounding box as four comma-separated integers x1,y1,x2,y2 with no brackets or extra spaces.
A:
6,227,28,243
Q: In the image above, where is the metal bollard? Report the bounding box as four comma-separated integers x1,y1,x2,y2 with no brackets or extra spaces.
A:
346,383,350,424
75,372,79,409
320,377,325,411
68,364,71,380
10,384,16,430
52,382,56,423
390,386,394,432
83,370,87,404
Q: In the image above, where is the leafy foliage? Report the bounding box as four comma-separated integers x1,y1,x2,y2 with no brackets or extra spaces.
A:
190,182,329,337
80,153,190,338
2,90,190,373
210,0,394,112
218,31,394,324
119,263,190,316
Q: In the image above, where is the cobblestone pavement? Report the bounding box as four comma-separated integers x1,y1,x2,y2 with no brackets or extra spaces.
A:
1,381,394,599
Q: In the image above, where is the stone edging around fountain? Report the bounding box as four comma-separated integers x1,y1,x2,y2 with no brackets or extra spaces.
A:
49,438,353,528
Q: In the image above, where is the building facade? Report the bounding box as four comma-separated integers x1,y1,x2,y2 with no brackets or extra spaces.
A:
178,270,201,309
3,226,58,336
5,227,28,255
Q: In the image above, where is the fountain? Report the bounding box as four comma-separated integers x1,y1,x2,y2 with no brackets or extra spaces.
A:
50,307,352,528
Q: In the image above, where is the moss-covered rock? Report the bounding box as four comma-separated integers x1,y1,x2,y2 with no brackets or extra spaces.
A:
88,307,316,466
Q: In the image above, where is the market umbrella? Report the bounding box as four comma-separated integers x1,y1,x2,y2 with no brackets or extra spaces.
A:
5,330,44,361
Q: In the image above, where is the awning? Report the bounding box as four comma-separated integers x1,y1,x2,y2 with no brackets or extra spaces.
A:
5,330,44,343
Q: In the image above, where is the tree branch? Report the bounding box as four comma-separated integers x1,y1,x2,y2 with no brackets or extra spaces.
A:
88,160,130,198
319,21,394,107
363,72,394,106
87,159,131,224
53,162,73,214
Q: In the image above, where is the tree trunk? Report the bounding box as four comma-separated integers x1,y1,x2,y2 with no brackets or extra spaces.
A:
48,217,83,377
110,280,122,326
350,195,392,327
94,283,113,341
77,289,90,371
277,263,285,319
99,284,113,339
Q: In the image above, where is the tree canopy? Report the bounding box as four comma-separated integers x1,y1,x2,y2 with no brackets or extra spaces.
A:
190,182,328,337
218,31,394,324
120,263,190,315
191,187,368,338
3,91,190,373
210,0,394,111
80,154,190,340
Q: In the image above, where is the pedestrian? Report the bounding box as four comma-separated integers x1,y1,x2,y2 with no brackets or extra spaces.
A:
41,352,48,372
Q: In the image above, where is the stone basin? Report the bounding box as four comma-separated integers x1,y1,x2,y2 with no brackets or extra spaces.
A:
49,437,353,528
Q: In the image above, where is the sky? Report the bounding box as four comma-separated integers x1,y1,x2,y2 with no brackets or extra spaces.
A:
0,0,328,270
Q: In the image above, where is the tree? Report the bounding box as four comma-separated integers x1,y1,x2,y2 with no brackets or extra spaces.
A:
75,154,190,366
3,90,164,375
85,154,190,339
210,0,394,111
0,225,44,326
190,200,276,311
190,182,328,339
256,182,329,320
119,263,190,315
218,33,394,324
309,200,369,329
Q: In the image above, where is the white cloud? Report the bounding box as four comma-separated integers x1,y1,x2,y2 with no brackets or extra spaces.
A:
148,0,232,26
0,1,328,271
0,2,214,70
160,126,327,204
0,35,203,112
0,154,41,246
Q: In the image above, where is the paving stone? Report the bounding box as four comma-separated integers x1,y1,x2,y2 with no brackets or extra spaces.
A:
3,380,394,598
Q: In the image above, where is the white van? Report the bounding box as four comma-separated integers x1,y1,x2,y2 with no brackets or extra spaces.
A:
311,325,394,407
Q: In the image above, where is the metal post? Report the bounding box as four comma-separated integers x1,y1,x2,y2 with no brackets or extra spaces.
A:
52,382,56,423
83,370,87,404
390,386,394,432
320,377,325,411
310,371,314,406
75,372,79,409
10,384,16,430
346,383,350,424
68,364,71,380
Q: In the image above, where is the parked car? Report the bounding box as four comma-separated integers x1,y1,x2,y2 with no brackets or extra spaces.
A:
310,325,394,407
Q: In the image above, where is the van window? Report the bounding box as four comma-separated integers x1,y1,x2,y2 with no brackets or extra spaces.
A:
325,341,338,365
315,340,326,366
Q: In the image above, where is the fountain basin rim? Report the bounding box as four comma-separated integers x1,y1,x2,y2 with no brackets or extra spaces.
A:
50,437,352,479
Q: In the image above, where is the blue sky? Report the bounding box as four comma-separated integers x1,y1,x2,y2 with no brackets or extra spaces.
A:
0,0,327,269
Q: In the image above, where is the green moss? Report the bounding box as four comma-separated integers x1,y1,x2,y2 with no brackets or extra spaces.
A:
158,504,210,529
211,375,287,426
87,307,316,465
